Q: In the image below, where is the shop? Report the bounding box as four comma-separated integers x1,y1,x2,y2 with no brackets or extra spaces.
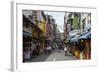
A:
68,31,91,60
78,31,91,59
23,31,32,62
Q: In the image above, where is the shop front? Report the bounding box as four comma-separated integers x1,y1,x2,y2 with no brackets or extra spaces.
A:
68,31,91,60
78,31,91,59
23,31,32,62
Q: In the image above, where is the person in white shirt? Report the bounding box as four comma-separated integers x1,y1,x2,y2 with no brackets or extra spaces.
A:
64,46,68,56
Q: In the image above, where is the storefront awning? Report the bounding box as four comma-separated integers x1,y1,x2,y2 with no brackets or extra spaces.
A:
23,31,32,37
78,31,91,40
70,35,79,43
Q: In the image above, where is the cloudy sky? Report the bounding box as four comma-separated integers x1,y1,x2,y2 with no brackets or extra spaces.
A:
44,11,65,33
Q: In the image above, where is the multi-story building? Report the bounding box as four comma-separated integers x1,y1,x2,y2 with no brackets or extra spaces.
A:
64,12,91,60
23,11,34,62
23,10,48,60
35,10,47,54
45,14,57,44
64,12,91,41
80,13,91,32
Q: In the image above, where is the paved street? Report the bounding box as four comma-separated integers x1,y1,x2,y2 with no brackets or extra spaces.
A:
25,50,77,62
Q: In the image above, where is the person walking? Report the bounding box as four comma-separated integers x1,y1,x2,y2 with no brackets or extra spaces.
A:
51,45,55,52
45,45,52,54
64,46,68,56
48,46,52,54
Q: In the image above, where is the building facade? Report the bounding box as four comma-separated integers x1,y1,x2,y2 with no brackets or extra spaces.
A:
64,12,91,60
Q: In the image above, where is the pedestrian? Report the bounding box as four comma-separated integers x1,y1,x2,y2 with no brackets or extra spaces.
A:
48,46,52,54
45,46,48,54
52,45,55,52
45,46,52,54
64,46,68,56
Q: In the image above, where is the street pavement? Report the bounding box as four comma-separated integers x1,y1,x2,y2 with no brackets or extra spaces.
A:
46,50,77,61
25,50,77,62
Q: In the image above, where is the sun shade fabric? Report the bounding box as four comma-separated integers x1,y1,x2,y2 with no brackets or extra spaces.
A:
78,31,91,40
23,31,32,37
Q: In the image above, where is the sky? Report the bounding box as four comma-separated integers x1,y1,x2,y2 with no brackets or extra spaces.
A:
44,11,65,33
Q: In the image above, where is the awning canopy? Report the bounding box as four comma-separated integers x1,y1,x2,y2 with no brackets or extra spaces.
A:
78,31,91,40
70,35,79,43
69,31,91,43
23,31,32,37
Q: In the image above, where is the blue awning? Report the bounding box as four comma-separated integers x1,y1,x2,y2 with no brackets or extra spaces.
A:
70,35,79,43
23,31,32,37
67,36,75,41
78,31,91,40
69,31,91,43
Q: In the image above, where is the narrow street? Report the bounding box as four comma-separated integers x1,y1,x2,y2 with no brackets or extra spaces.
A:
23,10,91,62
25,50,77,62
